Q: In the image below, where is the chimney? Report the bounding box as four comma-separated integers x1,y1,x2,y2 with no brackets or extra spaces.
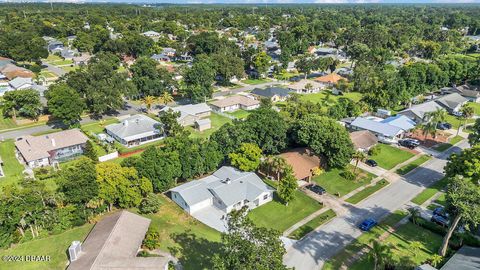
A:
68,241,82,262
51,138,56,147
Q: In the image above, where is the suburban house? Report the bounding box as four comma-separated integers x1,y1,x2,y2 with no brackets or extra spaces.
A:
209,95,260,112
441,85,480,102
398,101,444,124
170,166,274,215
151,53,171,62
349,130,378,152
142,30,161,39
314,73,347,86
105,115,164,148
67,210,171,270
0,60,34,80
279,148,321,182
288,79,324,94
381,115,416,131
434,93,469,114
160,103,212,131
349,117,406,144
15,129,88,168
439,245,480,270
161,48,177,57
250,87,292,102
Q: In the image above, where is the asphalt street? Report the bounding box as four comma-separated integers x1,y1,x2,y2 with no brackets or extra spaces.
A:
283,140,469,270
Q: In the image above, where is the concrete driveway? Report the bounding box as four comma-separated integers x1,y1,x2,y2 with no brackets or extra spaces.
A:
283,140,468,270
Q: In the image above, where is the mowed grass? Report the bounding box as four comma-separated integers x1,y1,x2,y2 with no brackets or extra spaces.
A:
345,179,389,204
396,155,431,175
188,113,232,139
323,210,408,270
313,165,375,197
444,114,475,129
225,109,250,119
288,209,336,240
138,195,222,270
433,135,463,152
242,78,271,85
369,144,415,170
0,224,93,270
411,177,449,205
80,118,119,134
0,140,25,189
0,109,17,130
248,191,323,233
349,222,444,270
299,90,363,105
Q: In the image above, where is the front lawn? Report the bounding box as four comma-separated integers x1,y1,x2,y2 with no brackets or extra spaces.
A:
288,209,336,240
0,224,93,270
396,155,432,175
444,114,475,129
369,144,415,170
411,177,449,205
0,108,17,130
242,78,271,85
345,179,389,204
188,113,232,139
349,222,444,270
248,190,323,233
432,135,463,152
312,165,375,197
0,140,25,189
225,109,250,119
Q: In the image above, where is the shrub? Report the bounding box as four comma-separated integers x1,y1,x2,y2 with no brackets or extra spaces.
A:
369,145,381,156
142,227,161,250
139,193,162,214
340,170,356,181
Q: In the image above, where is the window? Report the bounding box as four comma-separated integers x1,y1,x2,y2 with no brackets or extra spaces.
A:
263,194,269,200
174,194,177,198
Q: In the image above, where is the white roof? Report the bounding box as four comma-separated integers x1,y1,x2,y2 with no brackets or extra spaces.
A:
105,114,162,142
9,77,33,89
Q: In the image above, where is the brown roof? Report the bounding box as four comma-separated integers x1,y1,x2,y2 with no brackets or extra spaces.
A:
0,63,34,80
15,129,88,162
68,210,170,270
349,130,378,150
314,73,347,84
280,148,321,180
210,95,260,108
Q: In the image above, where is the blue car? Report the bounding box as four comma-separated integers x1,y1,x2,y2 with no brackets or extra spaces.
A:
359,218,377,231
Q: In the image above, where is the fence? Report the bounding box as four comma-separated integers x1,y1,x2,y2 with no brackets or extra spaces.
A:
98,151,119,162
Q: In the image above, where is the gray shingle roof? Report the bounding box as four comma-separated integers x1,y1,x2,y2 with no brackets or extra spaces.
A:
435,93,468,110
105,115,162,142
9,77,33,89
251,87,292,98
351,117,403,137
399,101,444,120
440,246,480,270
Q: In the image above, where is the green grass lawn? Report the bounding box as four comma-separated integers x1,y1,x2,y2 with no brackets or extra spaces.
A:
0,109,17,130
242,78,271,85
80,118,119,134
299,90,363,105
324,210,408,270
349,222,444,270
369,144,415,170
433,135,463,152
0,224,93,270
434,193,446,207
0,140,25,189
51,59,74,66
444,114,475,130
312,165,375,197
411,177,449,205
288,209,336,240
188,113,232,139
43,54,63,62
225,109,251,119
248,190,323,233
345,179,389,204
396,155,432,175
39,69,57,78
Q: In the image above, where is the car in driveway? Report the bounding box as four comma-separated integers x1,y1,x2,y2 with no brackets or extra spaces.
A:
366,159,378,167
305,184,326,195
359,218,377,231
399,139,420,149
437,122,452,130
431,214,449,227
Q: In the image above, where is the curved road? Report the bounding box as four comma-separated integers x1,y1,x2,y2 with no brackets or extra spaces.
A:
283,141,468,270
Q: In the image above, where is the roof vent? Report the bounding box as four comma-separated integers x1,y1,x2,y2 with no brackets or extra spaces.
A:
223,178,231,184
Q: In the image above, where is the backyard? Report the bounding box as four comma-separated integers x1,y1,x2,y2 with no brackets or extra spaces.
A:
225,109,250,119
312,165,375,197
299,90,363,105
248,190,323,233
188,113,232,139
0,140,25,189
369,144,415,170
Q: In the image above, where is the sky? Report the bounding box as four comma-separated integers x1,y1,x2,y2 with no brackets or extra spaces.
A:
2,0,480,3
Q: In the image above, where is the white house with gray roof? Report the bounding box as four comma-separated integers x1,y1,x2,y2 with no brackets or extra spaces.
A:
105,114,164,148
171,166,274,216
160,103,211,129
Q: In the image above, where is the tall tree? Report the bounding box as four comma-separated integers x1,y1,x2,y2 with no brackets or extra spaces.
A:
3,89,42,120
229,143,262,172
277,167,297,205
46,83,85,127
130,57,175,97
468,118,480,145
57,157,98,205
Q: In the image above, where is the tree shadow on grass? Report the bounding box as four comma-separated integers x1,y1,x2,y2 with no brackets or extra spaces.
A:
169,231,222,270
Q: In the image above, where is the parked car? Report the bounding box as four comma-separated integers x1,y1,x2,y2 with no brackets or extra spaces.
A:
431,214,449,227
359,218,377,231
437,122,452,130
366,159,378,167
399,139,420,149
306,184,326,195
433,207,449,219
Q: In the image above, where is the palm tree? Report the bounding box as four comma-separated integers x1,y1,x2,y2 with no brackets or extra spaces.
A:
408,207,421,225
457,104,474,135
368,239,389,270
158,91,174,105
142,95,156,112
352,150,367,174
269,156,288,181
410,241,423,258
430,254,443,267
421,122,436,141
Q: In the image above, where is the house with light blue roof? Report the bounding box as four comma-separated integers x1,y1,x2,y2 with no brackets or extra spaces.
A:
381,115,416,132
350,117,406,144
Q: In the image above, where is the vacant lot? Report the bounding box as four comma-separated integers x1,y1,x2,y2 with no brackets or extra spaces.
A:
369,144,415,170
0,140,25,188
248,191,323,233
313,165,375,197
